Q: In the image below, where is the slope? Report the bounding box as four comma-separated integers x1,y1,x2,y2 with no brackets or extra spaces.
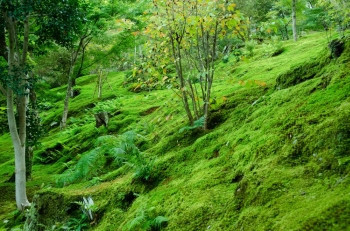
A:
0,32,350,230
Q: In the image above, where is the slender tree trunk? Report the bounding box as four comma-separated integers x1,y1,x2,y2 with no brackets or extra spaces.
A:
188,80,199,119
5,13,30,210
292,0,298,41
75,37,91,82
98,69,103,99
7,89,30,210
169,33,194,125
61,38,85,128
177,46,194,125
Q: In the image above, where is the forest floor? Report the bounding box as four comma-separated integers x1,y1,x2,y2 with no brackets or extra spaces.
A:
1,32,350,230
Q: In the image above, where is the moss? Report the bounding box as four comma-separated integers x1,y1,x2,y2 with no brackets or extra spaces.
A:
108,115,138,133
2,32,350,231
30,190,80,230
275,49,331,89
300,200,350,231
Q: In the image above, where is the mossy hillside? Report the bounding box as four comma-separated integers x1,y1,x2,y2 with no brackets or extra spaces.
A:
0,32,350,230
94,33,350,230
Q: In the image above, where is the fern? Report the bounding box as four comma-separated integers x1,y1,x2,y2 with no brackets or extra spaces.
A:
149,216,168,231
126,210,146,230
111,131,153,182
179,116,205,133
57,135,120,187
56,148,102,187
57,132,153,186
125,207,168,231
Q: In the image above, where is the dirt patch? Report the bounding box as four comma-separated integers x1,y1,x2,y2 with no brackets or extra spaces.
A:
140,106,160,116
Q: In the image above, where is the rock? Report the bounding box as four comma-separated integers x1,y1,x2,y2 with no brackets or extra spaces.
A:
94,112,109,128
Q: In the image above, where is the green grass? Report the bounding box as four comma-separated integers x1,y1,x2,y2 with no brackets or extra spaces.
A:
1,32,350,230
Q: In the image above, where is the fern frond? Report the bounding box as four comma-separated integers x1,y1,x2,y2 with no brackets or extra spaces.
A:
126,211,146,230
179,116,204,133
151,216,169,230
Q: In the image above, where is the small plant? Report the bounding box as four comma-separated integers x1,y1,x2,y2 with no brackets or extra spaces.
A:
112,131,154,182
92,99,121,114
125,206,168,231
56,132,154,186
75,197,96,221
23,203,39,231
245,40,257,57
61,197,97,231
63,213,89,231
179,116,205,133
262,37,285,57
56,135,120,187
141,122,156,135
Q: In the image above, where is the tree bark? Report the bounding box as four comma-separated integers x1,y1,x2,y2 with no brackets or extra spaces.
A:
7,89,30,210
61,35,89,128
5,13,30,210
292,0,298,41
169,32,194,125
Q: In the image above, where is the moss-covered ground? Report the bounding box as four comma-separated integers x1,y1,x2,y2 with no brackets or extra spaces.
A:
1,32,350,230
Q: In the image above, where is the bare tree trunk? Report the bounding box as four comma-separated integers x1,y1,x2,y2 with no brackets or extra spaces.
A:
61,37,85,128
75,37,91,82
188,80,199,119
98,69,103,99
177,47,194,125
169,33,194,125
7,89,30,210
5,13,30,210
292,0,298,41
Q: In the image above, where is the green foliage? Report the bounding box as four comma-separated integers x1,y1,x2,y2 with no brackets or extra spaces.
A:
245,40,257,57
92,99,121,114
26,102,43,148
56,135,120,187
261,38,285,57
35,0,90,48
112,131,154,182
56,130,155,186
179,116,205,133
0,106,5,114
33,47,71,88
125,207,168,231
62,213,90,231
74,197,97,221
23,203,39,231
